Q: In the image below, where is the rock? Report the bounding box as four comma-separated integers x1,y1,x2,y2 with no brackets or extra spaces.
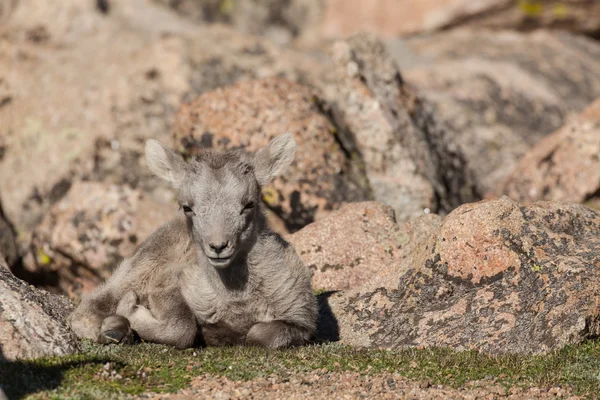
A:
287,202,409,291
154,0,324,45
324,33,477,221
400,29,600,194
320,0,600,38
173,77,372,231
0,0,327,239
22,182,177,297
447,0,600,37
500,98,600,204
0,0,18,26
0,251,79,361
321,197,600,354
0,0,182,234
183,24,327,96
321,0,510,38
0,196,18,268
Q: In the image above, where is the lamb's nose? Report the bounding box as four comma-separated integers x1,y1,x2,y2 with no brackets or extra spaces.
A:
209,242,229,254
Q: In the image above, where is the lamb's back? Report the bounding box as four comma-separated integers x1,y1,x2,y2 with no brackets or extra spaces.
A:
109,216,194,292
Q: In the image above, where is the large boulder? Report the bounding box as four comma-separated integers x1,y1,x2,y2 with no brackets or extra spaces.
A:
287,202,412,291
500,98,600,205
21,182,177,297
324,33,477,222
173,77,372,231
0,252,78,361
320,0,600,38
321,0,509,38
445,0,600,37
400,29,600,194
320,197,600,354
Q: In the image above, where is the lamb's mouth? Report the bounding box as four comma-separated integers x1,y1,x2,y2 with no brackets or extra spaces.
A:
208,256,233,267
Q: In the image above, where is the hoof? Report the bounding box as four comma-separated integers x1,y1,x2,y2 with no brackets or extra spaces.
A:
98,315,134,345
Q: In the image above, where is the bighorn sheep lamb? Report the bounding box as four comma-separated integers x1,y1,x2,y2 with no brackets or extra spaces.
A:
69,133,317,349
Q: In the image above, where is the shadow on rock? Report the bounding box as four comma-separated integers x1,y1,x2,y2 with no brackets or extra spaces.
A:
314,291,340,343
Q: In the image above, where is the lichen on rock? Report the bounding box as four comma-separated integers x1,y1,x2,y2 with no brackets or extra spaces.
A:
500,98,600,205
288,201,412,291
0,251,78,361
322,197,600,355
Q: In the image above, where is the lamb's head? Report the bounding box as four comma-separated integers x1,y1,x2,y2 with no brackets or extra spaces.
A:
145,133,296,268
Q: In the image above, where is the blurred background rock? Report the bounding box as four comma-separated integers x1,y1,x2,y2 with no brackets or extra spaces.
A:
153,0,600,44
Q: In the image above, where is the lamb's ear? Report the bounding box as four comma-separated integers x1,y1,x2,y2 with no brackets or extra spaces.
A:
145,139,186,187
253,133,296,186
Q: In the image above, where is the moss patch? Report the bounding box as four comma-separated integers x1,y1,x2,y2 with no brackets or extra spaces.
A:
2,340,600,399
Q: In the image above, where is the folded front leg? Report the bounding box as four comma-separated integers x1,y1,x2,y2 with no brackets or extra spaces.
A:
245,321,312,349
69,289,119,342
98,315,135,345
96,291,138,345
116,290,197,349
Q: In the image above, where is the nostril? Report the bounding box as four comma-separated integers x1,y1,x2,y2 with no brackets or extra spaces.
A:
209,242,228,254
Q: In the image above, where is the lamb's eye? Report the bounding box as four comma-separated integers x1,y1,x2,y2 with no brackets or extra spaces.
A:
241,202,255,214
182,205,194,215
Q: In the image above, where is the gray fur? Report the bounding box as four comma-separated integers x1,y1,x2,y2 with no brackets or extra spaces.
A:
69,133,317,349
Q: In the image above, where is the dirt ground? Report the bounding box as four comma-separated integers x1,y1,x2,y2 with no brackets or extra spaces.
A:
147,371,579,400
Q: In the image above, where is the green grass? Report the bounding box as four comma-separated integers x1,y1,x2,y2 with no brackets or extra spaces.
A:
2,340,600,399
